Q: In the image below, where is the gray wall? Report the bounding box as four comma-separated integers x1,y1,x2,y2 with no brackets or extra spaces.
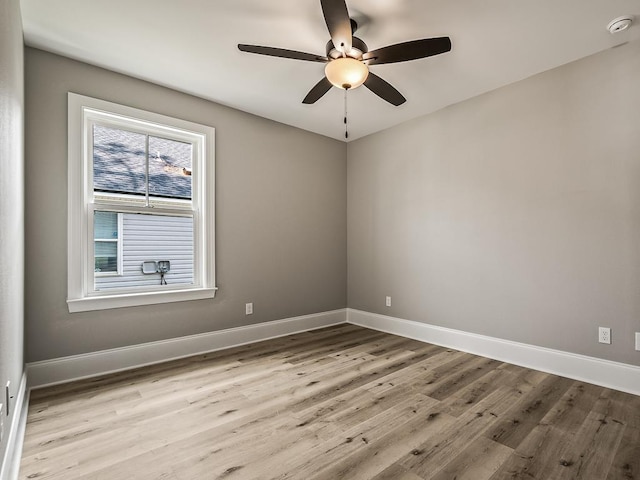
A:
0,0,25,470
348,40,640,366
25,48,347,362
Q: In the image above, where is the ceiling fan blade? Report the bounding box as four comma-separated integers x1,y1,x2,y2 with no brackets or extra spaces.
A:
320,0,352,54
302,77,333,104
238,44,327,63
364,73,406,106
363,37,451,65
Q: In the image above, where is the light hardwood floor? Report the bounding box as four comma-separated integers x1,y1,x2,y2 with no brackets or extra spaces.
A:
20,324,640,479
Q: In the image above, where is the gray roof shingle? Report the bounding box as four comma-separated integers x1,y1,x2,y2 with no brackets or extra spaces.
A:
93,125,192,200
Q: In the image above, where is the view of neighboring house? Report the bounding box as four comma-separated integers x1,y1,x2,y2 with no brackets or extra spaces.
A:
93,125,192,199
93,125,194,290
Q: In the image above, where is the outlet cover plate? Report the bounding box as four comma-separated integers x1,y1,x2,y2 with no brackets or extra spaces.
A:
245,303,253,315
598,327,611,345
385,296,391,307
636,332,640,351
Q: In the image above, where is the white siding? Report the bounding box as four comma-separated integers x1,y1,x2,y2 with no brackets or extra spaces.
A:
95,213,193,290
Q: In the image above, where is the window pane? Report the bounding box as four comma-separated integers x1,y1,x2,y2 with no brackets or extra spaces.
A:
94,212,194,291
95,241,117,273
148,136,192,200
94,211,118,239
93,125,146,197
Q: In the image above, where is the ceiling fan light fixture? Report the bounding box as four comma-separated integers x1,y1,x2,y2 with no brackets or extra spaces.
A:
238,0,451,106
325,57,369,89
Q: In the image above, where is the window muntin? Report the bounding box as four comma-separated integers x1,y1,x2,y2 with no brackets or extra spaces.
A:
68,93,216,312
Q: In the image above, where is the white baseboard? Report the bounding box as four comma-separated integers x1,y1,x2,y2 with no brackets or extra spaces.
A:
27,309,347,389
0,372,27,480
25,306,640,395
347,309,640,396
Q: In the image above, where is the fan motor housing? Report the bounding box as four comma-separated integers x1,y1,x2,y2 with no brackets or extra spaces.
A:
326,36,368,59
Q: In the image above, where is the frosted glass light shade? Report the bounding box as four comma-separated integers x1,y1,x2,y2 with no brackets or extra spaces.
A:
325,57,369,89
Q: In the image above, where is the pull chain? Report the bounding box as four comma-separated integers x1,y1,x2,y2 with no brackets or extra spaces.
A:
344,87,349,139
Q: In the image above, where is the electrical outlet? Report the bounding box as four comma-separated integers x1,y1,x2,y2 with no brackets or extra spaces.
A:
385,296,391,307
0,403,3,444
245,303,253,315
598,327,611,345
635,332,640,351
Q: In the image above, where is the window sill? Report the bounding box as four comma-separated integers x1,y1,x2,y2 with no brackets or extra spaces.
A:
67,287,218,313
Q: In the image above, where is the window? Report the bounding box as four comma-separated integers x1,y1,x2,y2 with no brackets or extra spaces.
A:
94,211,122,275
68,93,216,312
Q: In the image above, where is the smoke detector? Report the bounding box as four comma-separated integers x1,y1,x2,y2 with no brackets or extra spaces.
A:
607,16,633,34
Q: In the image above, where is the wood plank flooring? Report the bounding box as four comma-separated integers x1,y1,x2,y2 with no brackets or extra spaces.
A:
19,324,640,480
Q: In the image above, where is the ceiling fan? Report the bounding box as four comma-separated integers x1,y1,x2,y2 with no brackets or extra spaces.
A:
238,0,451,107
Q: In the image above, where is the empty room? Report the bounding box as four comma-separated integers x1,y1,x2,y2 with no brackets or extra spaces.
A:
1,0,640,478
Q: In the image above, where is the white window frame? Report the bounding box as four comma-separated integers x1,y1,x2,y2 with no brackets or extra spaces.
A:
67,93,216,313
94,212,123,277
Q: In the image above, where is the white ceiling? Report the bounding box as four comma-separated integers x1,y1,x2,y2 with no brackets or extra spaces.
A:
21,0,640,141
